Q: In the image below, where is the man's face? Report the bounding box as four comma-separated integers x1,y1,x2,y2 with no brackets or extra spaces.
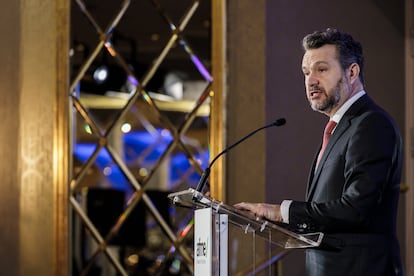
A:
301,44,351,116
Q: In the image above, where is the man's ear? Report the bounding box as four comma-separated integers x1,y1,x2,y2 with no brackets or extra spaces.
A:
348,63,360,84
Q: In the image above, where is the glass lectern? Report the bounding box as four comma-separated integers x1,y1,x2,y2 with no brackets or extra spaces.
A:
168,188,324,276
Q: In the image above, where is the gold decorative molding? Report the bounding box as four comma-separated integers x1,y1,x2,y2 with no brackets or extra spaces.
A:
210,0,226,201
54,0,70,274
400,183,409,193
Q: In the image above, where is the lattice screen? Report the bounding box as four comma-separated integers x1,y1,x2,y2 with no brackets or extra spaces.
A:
69,0,212,274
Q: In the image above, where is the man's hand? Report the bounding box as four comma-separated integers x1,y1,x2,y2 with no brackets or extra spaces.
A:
233,202,283,222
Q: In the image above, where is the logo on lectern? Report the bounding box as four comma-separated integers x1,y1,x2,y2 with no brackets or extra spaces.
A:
196,237,208,258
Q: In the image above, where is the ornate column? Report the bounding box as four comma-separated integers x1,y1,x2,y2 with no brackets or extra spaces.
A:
0,0,70,275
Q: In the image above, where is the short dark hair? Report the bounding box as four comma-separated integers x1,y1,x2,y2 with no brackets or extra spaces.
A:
302,28,365,85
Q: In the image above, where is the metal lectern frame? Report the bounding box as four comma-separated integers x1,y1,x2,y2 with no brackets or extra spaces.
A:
168,188,324,275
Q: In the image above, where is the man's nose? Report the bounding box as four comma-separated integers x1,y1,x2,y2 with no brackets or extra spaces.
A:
307,72,319,85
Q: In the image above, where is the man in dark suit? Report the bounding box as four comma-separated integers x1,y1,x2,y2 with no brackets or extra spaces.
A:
234,28,404,275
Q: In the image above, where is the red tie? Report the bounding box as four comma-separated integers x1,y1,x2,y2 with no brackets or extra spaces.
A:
317,120,337,166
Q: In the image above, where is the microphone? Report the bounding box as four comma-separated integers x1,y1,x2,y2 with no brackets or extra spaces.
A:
195,118,286,194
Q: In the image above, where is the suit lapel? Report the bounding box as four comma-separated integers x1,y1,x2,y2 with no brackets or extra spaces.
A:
306,95,370,201
306,150,319,199
306,121,349,200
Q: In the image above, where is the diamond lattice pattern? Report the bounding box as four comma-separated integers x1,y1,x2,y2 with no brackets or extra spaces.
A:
70,0,212,274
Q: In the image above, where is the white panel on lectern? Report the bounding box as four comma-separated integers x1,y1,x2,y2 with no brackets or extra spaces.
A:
194,208,212,276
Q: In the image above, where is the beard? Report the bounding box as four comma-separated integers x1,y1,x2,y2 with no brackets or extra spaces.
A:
309,77,344,113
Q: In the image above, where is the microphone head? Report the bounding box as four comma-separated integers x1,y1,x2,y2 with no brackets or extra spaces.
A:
273,118,286,126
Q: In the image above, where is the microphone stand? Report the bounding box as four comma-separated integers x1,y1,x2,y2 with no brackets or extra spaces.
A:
194,118,286,196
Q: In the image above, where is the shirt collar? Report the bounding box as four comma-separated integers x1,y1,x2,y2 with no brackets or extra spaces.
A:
331,90,366,124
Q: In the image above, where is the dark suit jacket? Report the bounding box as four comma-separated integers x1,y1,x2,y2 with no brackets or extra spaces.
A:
288,95,404,276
